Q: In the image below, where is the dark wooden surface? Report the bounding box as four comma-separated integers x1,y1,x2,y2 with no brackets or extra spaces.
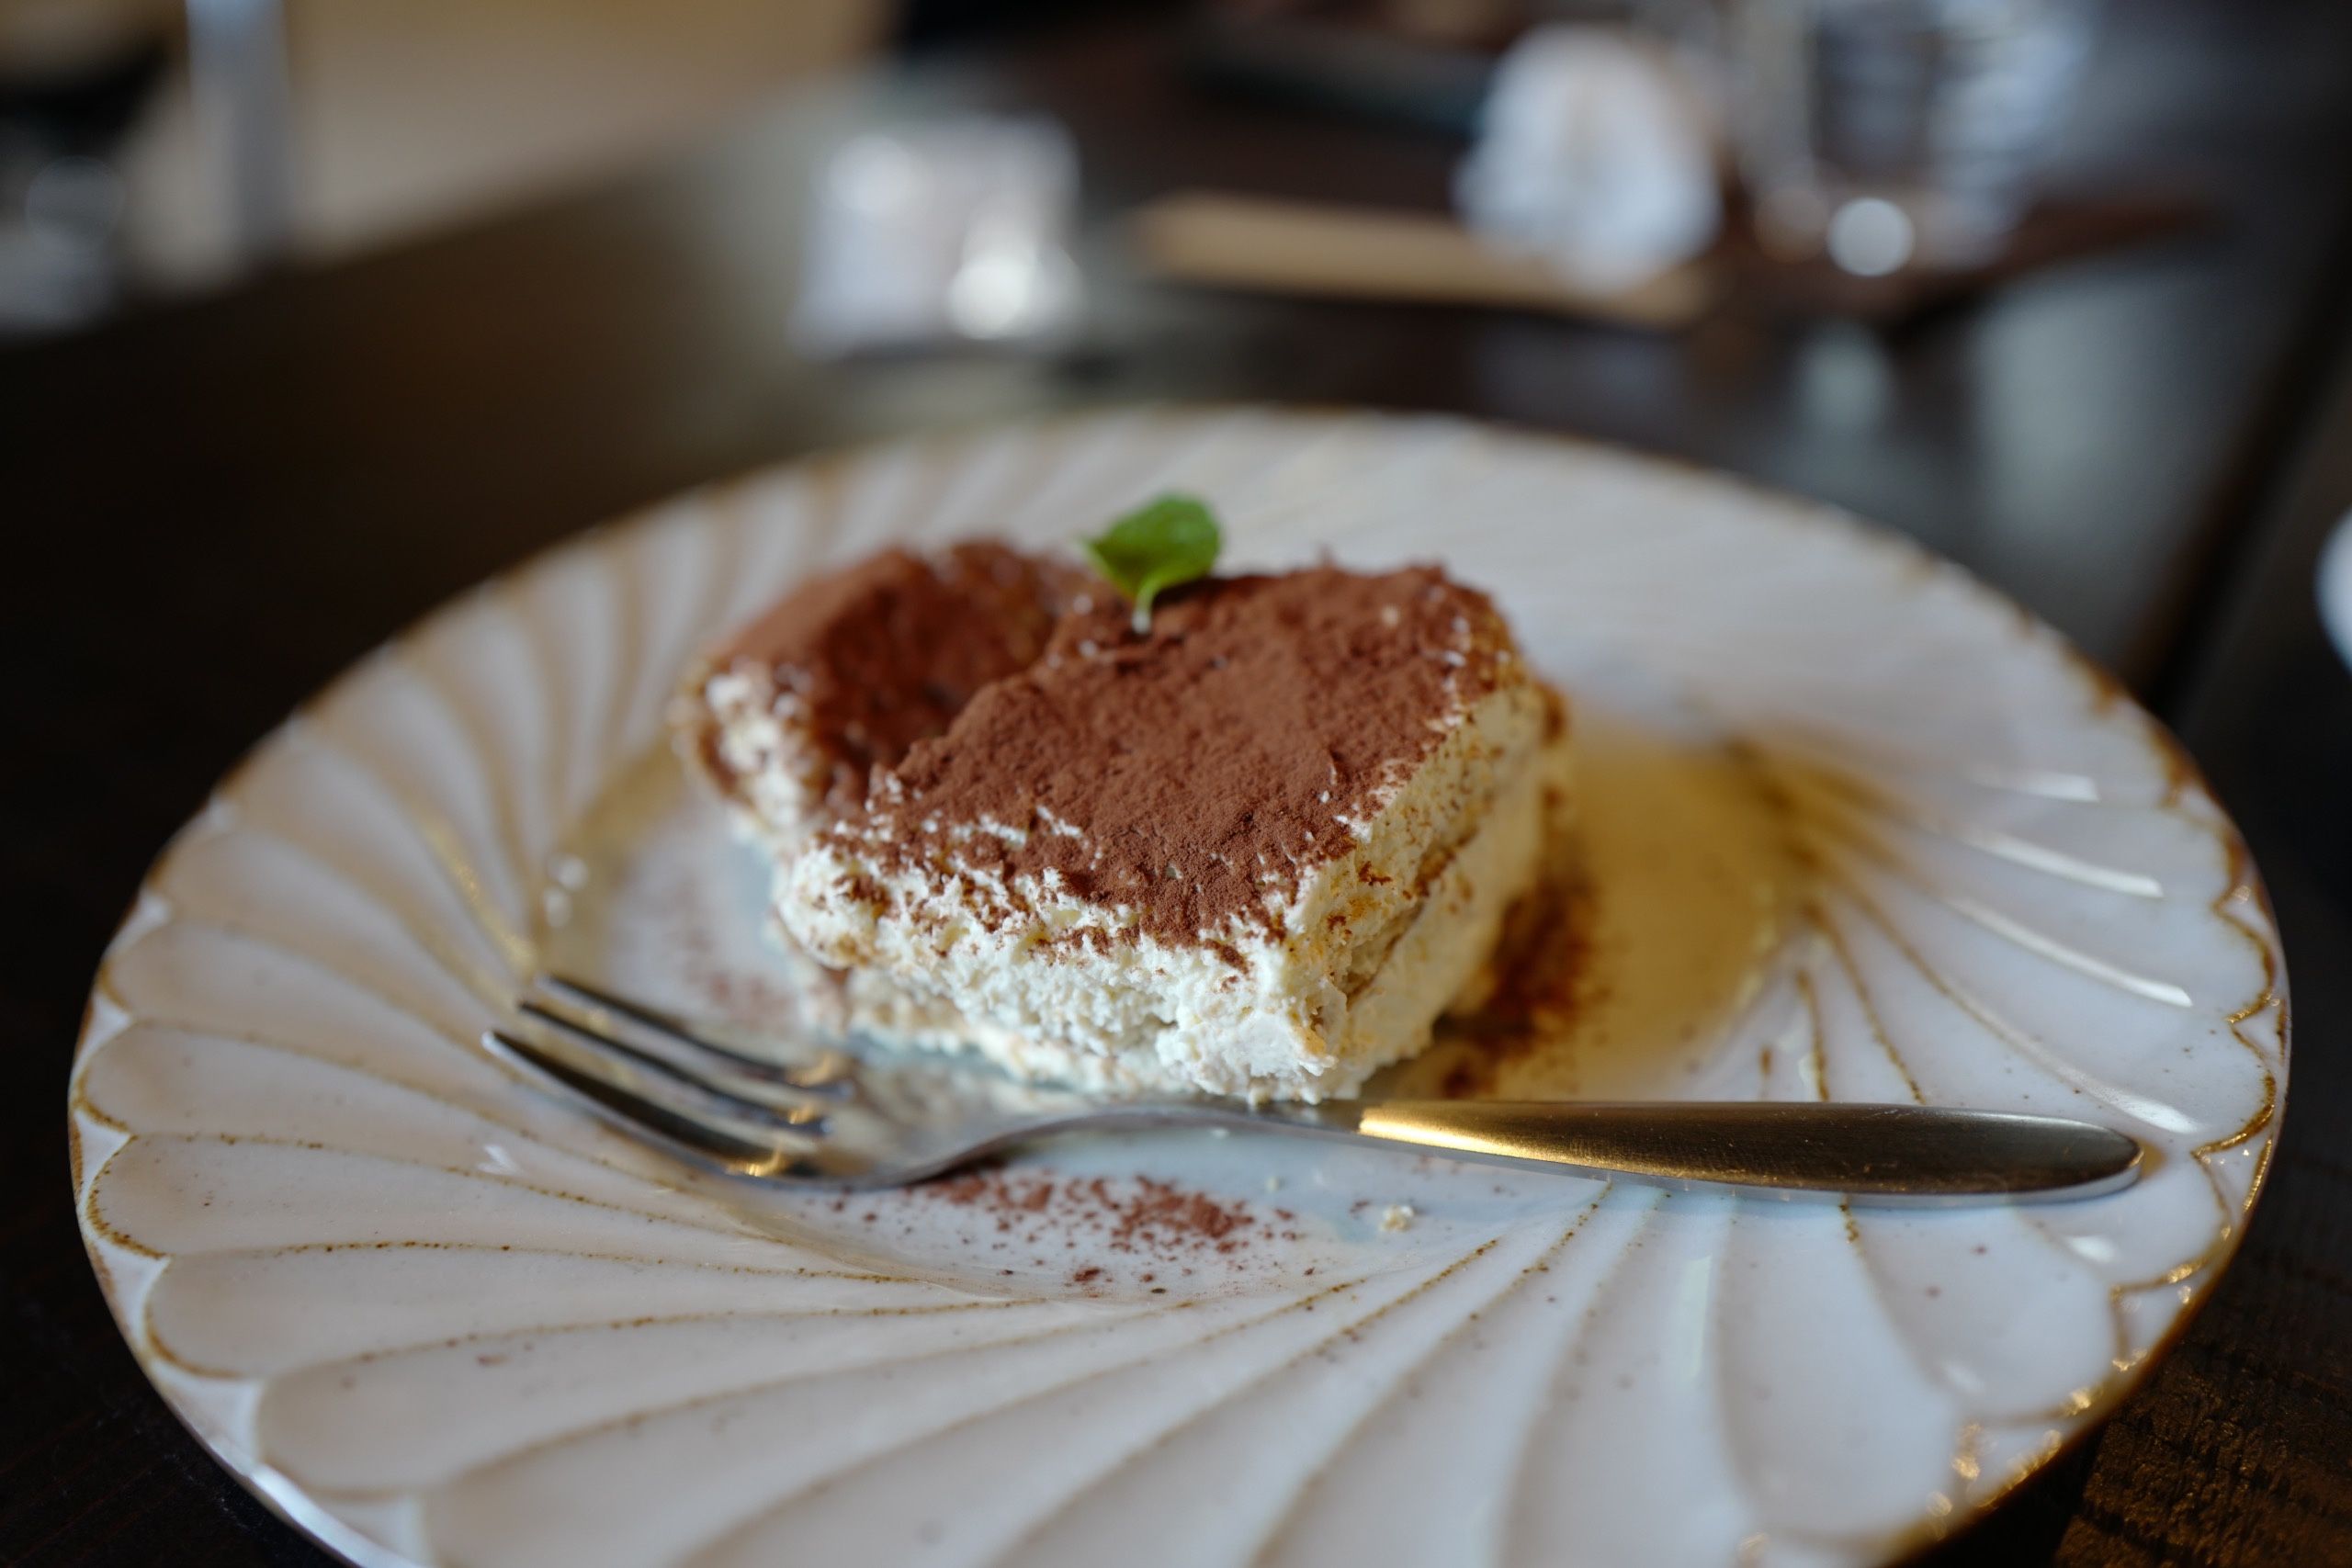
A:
6,6,2352,1564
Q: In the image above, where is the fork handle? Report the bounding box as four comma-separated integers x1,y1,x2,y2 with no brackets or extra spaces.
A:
1273,1100,2142,1204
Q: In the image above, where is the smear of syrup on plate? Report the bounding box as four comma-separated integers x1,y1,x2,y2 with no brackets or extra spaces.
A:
1432,867,1600,1099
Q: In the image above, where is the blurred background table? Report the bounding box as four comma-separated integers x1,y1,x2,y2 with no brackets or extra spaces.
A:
6,3,2352,1563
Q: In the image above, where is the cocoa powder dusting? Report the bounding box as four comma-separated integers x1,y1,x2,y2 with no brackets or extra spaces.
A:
703,542,1081,818
912,1165,1296,1286
854,563,1521,946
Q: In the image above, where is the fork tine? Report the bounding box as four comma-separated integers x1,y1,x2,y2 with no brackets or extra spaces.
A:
514,1001,830,1134
484,1029,820,1179
535,973,856,1093
517,990,844,1120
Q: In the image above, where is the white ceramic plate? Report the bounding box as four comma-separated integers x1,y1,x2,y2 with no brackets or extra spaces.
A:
72,409,2285,1568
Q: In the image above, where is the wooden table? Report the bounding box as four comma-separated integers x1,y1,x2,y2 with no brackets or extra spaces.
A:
6,6,2351,1562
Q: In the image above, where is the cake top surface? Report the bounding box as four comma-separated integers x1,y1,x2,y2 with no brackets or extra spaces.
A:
831,557,1527,947
708,541,1079,817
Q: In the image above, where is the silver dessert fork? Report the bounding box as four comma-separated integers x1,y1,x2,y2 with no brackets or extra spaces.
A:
484,975,2143,1206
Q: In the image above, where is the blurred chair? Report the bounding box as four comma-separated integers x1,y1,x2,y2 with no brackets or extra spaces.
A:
118,0,886,291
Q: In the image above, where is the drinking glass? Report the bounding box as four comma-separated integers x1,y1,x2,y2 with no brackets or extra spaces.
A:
1722,0,2097,274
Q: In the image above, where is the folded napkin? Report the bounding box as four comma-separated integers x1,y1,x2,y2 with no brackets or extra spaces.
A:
793,116,1082,356
1456,27,1722,292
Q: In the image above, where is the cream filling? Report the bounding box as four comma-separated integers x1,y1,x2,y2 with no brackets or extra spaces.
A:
692,665,831,853
778,682,1567,1101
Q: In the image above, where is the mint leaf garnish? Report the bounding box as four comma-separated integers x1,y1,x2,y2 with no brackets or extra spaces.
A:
1082,494,1223,634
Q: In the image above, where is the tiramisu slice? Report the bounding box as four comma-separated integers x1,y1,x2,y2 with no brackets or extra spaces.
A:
678,536,1569,1102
